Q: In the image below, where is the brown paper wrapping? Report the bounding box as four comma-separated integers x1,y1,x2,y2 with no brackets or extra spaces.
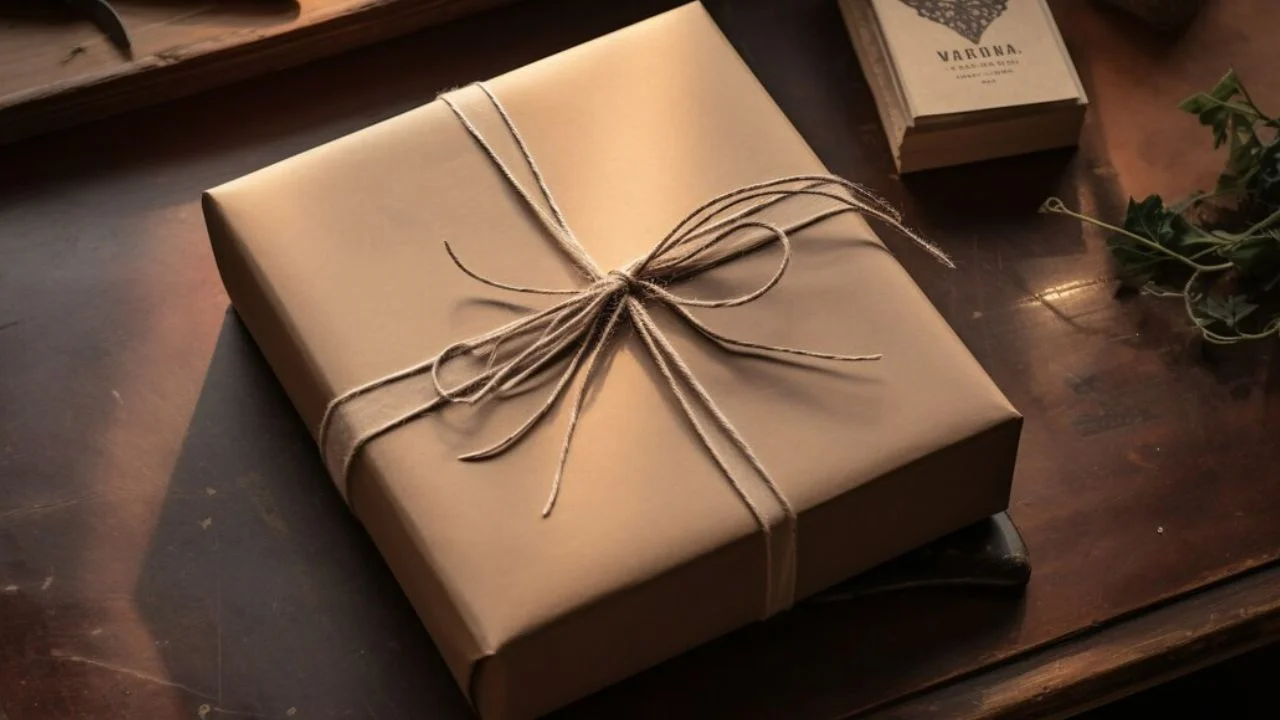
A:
203,4,1022,718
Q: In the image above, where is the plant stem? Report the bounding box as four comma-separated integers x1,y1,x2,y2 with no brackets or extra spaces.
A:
1182,270,1205,328
1041,199,1233,272
1235,207,1280,239
1193,95,1267,122
1176,271,1280,344
1234,79,1280,130
1202,322,1280,344
1193,94,1280,129
1172,188,1237,213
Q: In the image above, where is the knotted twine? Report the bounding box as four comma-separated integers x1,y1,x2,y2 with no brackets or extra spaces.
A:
318,82,953,618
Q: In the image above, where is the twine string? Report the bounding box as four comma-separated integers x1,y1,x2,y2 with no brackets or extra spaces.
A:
316,82,950,616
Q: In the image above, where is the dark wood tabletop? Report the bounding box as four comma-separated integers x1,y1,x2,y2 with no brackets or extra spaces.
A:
2,1,1278,718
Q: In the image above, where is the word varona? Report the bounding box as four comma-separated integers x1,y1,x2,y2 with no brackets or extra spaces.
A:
937,44,1021,62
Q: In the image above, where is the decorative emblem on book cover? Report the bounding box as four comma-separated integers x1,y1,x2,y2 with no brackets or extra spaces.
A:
899,0,1009,44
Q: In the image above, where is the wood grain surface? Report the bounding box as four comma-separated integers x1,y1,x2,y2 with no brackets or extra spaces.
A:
0,0,517,145
871,564,1280,719
1,0,1278,718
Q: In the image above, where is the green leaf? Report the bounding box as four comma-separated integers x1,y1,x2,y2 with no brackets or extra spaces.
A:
1181,70,1248,148
1106,195,1198,284
1179,69,1242,111
1178,93,1217,116
1123,194,1196,249
1180,70,1272,194
1219,126,1266,192
1228,229,1280,279
1182,100,1231,147
1210,69,1243,100
1201,294,1259,327
1054,70,1280,343
1228,238,1271,266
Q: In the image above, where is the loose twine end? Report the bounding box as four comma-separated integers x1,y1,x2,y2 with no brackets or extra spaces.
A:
323,81,954,617
1040,197,1069,215
541,470,564,518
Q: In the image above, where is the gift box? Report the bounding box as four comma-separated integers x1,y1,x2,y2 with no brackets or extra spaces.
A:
203,4,1022,718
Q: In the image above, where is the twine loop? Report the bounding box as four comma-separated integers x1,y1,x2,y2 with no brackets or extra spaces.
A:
606,269,642,294
317,82,951,617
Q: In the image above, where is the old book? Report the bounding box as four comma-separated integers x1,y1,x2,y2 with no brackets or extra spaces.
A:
839,0,1088,172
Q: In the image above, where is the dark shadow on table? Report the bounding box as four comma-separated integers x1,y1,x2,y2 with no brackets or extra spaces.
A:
131,312,1030,719
0,0,76,26
557,588,1027,718
901,149,1083,258
133,310,472,718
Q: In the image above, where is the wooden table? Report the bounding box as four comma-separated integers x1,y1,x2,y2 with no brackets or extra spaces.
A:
2,1,1278,718
0,0,517,145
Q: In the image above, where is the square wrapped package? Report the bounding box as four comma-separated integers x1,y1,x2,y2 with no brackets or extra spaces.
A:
203,3,1021,718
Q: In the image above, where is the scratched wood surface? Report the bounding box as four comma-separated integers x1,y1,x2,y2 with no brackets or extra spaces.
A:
1,0,1279,718
0,0,516,145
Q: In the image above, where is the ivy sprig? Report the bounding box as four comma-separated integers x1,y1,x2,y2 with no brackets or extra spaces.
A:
1042,70,1280,344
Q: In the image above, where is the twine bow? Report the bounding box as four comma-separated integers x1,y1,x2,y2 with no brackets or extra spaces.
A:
318,82,952,616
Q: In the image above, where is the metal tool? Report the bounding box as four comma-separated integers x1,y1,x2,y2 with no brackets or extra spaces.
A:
64,0,132,54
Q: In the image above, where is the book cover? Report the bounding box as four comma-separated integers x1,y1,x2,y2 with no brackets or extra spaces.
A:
869,0,1085,119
